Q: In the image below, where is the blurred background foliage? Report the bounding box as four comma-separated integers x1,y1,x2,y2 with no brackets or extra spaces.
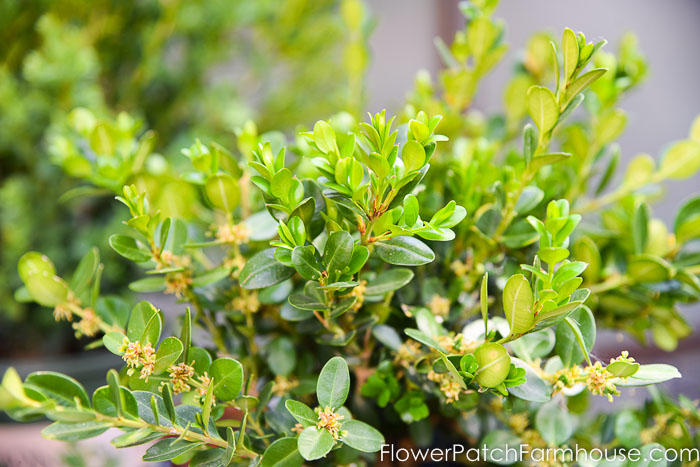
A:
0,0,370,354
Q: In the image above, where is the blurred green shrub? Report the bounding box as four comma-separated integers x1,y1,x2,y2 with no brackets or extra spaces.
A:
0,0,369,341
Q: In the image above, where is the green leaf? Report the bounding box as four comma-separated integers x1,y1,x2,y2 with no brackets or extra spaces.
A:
313,121,338,155
616,364,681,387
96,297,130,329
562,28,579,81
297,426,334,461
527,86,559,134
288,293,328,312
109,234,152,262
515,186,544,215
507,358,551,402
92,386,138,418
632,202,649,255
153,337,183,375
42,421,111,442
509,330,555,362
660,140,700,180
285,400,317,427
535,402,574,445
372,325,403,350
190,449,225,467
415,307,442,338
322,231,354,274
564,68,606,104
261,437,304,467
595,109,627,145
403,194,420,227
292,246,322,281
143,438,203,462
271,169,294,203
615,410,643,448
555,307,595,367
347,245,370,274
402,141,426,172
70,247,99,296
529,152,571,172
364,268,414,296
25,371,90,408
127,301,161,346
181,308,191,364
374,236,435,266
268,337,296,377
674,195,700,243
210,358,244,401
192,265,231,288
628,255,673,282
637,444,669,467
606,360,640,378
503,274,534,336
205,173,240,211
128,277,166,293
240,248,295,289
317,356,350,409
480,273,489,336
341,420,384,452
531,293,587,332
111,428,158,448
404,328,445,352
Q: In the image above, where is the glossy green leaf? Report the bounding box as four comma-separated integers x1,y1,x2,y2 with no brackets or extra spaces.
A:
555,307,595,367
507,358,551,402
210,358,244,401
240,248,295,289
317,356,350,409
285,400,317,428
109,235,152,262
42,421,111,442
268,337,296,377
25,371,90,408
364,268,414,296
261,437,304,467
205,173,240,211
535,402,574,445
527,86,558,134
616,364,681,387
503,274,534,335
660,140,700,180
374,236,434,266
143,438,203,462
341,420,384,452
297,426,334,461
322,231,354,274
402,141,426,172
127,301,161,346
153,337,183,375
291,246,322,281
562,28,578,81
92,385,138,418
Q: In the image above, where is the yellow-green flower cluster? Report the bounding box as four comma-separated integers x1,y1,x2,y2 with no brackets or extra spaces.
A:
119,338,156,381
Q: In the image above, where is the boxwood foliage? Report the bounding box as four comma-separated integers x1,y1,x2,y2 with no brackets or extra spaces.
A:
3,1,700,465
